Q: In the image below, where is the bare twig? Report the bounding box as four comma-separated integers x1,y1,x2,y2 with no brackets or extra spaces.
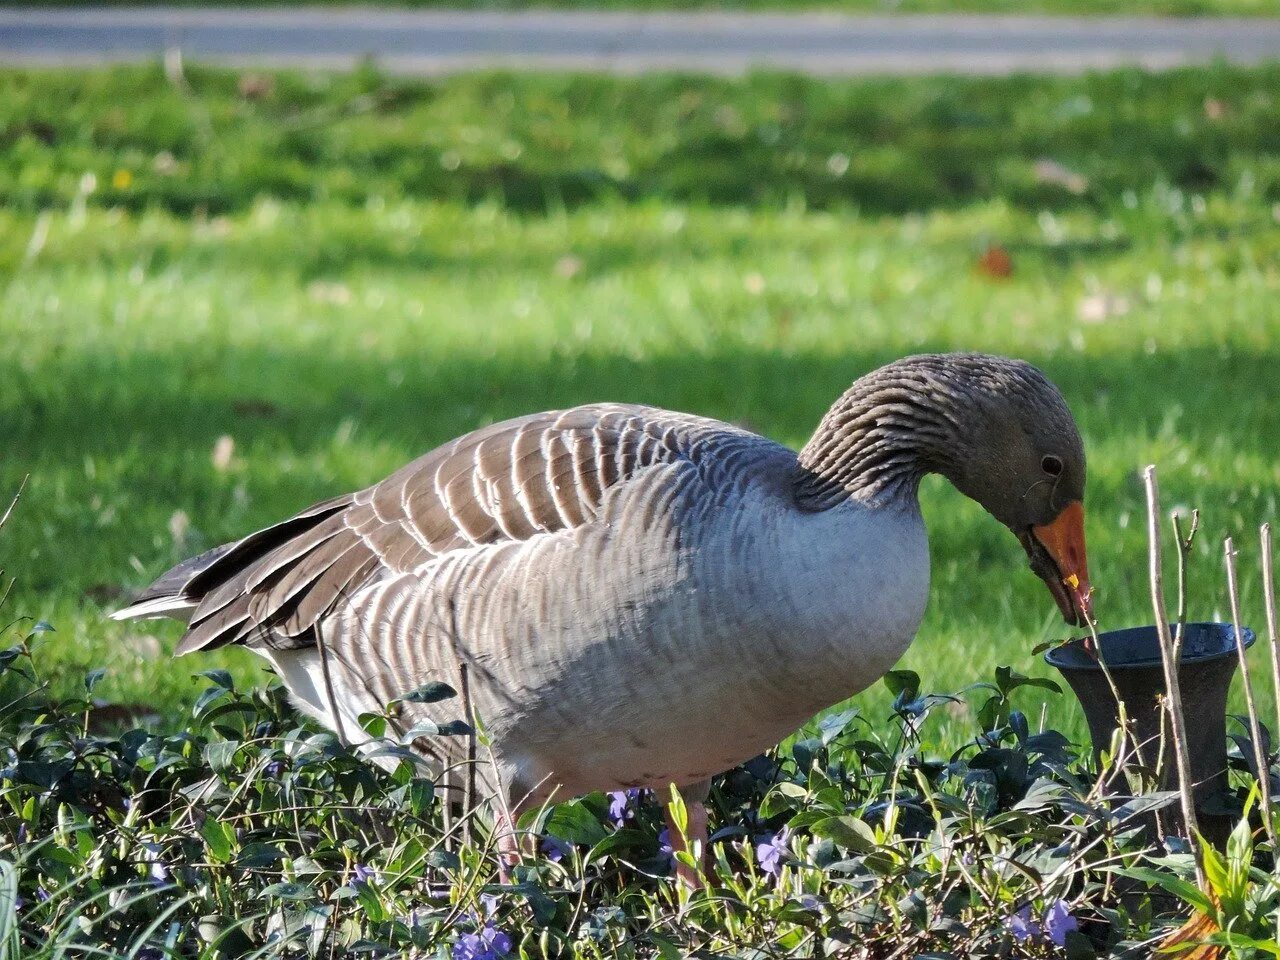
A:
1225,538,1276,852
0,477,28,532
1263,524,1280,777
1143,466,1204,884
1173,509,1200,660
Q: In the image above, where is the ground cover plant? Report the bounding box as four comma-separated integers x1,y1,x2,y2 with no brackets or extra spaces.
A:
0,564,1240,958
4,61,1280,955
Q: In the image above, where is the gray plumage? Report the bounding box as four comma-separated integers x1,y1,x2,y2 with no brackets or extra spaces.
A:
114,353,1088,815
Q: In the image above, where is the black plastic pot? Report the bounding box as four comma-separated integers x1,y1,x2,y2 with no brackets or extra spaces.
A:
1045,622,1254,845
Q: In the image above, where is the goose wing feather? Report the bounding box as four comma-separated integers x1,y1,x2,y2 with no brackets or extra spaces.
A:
123,404,759,656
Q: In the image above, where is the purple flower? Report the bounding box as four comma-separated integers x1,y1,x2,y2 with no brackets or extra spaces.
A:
266,760,284,778
755,827,791,878
1043,899,1078,946
452,917,512,960
13,896,24,912
352,863,380,887
1007,905,1039,942
657,828,673,864
541,834,571,863
36,887,49,903
607,789,640,825
16,823,26,844
797,894,822,912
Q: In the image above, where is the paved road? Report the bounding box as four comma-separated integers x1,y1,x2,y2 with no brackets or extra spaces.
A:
2,7,1279,75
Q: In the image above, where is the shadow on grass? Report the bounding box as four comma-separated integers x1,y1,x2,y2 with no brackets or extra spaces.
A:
7,339,1277,553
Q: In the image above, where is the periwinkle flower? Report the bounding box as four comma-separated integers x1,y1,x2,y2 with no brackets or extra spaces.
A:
1007,905,1038,942
541,834,571,863
452,923,512,960
454,895,511,960
1007,900,1076,945
352,863,380,887
1043,899,1078,946
755,826,791,878
607,788,640,825
657,828,673,864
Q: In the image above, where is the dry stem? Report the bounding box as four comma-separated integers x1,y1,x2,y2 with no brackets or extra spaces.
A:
1225,537,1276,852
1143,465,1204,885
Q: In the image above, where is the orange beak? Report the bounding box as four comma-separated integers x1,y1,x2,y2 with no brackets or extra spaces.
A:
1025,500,1093,626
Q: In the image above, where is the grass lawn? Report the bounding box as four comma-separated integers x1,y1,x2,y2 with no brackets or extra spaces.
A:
3,64,1280,752
16,0,1280,17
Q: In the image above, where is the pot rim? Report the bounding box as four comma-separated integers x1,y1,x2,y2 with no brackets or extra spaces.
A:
1043,621,1255,672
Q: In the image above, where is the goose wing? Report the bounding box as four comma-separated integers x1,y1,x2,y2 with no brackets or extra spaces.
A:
115,404,763,656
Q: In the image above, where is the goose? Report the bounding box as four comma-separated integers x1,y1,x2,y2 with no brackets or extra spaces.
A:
114,352,1092,885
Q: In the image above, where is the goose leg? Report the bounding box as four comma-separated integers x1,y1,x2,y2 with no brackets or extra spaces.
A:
664,779,711,889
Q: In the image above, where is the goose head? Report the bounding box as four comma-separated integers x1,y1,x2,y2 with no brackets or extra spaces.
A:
798,353,1093,627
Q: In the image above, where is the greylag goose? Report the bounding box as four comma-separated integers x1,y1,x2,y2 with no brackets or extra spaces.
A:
114,352,1092,884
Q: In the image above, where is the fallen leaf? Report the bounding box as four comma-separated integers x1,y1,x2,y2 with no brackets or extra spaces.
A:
976,246,1013,280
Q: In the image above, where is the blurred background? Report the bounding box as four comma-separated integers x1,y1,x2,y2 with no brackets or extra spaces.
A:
3,2,1280,746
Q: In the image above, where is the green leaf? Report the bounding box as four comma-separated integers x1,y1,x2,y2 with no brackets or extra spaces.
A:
1063,929,1097,959
544,801,608,847
358,712,387,738
204,739,238,773
651,935,682,960
196,669,234,691
83,668,106,693
1118,867,1215,916
811,815,877,853
817,708,858,745
668,784,688,836
398,680,456,704
883,670,920,702
261,881,313,901
201,818,236,863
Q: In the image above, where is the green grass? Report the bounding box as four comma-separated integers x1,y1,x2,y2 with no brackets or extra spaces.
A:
14,0,1280,17
4,63,1280,750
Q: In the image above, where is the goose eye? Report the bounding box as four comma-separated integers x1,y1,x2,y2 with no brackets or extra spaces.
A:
1041,455,1064,477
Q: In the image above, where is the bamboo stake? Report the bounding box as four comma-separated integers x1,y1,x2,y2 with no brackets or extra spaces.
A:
1143,465,1204,884
1225,538,1276,852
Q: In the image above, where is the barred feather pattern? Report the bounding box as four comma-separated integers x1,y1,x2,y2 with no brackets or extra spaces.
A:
171,404,769,657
